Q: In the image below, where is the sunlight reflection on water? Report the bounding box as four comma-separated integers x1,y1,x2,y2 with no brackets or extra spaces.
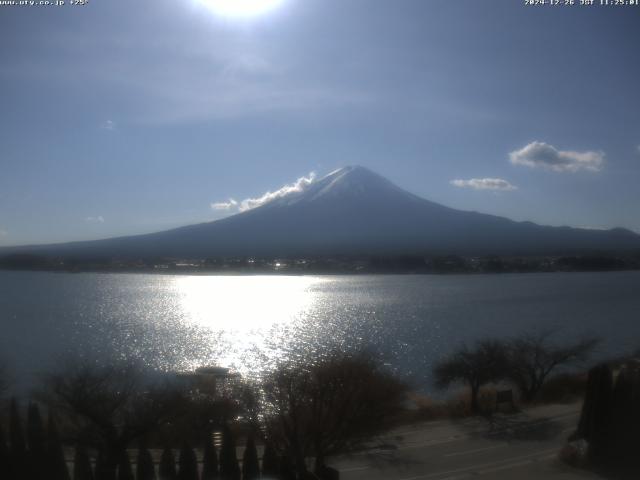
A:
176,275,318,331
172,275,325,376
2,270,640,392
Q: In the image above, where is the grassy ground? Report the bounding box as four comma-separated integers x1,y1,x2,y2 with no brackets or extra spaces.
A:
399,371,588,425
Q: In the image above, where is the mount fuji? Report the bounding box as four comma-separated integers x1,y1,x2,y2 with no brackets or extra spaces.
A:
3,166,640,259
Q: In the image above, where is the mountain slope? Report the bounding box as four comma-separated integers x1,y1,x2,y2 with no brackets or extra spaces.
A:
3,166,640,258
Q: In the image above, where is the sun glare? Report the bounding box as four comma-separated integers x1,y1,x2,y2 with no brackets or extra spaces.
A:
176,275,319,331
197,0,285,18
173,275,321,375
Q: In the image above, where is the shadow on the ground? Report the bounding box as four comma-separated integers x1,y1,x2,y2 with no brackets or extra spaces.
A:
358,451,423,469
591,465,640,480
467,412,565,442
342,449,424,472
342,437,426,470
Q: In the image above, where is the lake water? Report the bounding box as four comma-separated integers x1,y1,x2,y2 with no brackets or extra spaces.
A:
1,270,639,394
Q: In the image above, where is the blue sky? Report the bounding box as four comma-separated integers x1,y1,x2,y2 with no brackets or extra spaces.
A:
1,0,639,246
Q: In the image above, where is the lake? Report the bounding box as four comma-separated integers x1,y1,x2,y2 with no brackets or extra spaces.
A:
1,270,639,394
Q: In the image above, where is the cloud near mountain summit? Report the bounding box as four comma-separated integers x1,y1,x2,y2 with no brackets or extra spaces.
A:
212,172,316,213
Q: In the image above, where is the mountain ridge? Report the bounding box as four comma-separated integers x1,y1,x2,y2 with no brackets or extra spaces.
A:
1,166,639,259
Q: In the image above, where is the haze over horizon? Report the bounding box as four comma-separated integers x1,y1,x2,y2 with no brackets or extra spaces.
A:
1,0,639,246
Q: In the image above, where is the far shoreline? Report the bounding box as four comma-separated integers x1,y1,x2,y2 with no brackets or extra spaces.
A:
1,264,639,277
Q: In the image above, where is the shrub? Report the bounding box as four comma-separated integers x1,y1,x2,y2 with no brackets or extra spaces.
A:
9,398,27,478
27,402,46,471
261,442,279,478
505,332,597,403
536,373,587,404
433,340,508,414
73,445,95,480
0,424,10,480
261,350,408,475
241,436,260,480
578,365,613,463
220,425,240,480
178,443,198,480
47,413,70,480
201,434,219,480
117,451,135,480
136,445,156,480
159,448,177,480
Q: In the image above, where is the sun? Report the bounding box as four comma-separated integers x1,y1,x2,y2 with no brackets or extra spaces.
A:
197,0,285,18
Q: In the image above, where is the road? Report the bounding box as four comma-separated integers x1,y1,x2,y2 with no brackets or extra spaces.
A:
329,403,602,480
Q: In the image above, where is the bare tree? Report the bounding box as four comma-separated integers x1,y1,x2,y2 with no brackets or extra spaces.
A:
259,351,408,476
433,340,508,414
506,331,598,403
37,361,186,479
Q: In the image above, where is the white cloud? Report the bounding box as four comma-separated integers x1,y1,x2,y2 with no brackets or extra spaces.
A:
238,172,316,211
450,178,517,191
509,141,604,172
85,216,105,223
211,198,238,210
101,120,116,130
211,172,316,214
0,229,7,237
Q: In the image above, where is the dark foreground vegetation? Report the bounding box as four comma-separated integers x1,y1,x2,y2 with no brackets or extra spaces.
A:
0,333,637,479
433,331,598,414
0,352,407,480
1,252,639,275
561,358,640,479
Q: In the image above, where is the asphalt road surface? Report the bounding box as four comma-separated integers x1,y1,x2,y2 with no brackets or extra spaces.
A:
330,403,603,480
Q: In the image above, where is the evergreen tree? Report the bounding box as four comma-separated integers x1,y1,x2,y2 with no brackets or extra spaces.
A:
177,443,198,480
219,426,240,480
47,413,70,480
630,368,640,471
241,437,259,480
260,442,278,478
159,448,177,480
314,464,339,480
73,445,95,480
95,450,107,480
610,368,634,466
27,402,47,475
10,398,27,480
201,435,219,480
95,447,118,480
117,451,135,480
279,455,295,480
95,449,116,480
0,424,10,480
136,445,157,480
577,364,613,464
